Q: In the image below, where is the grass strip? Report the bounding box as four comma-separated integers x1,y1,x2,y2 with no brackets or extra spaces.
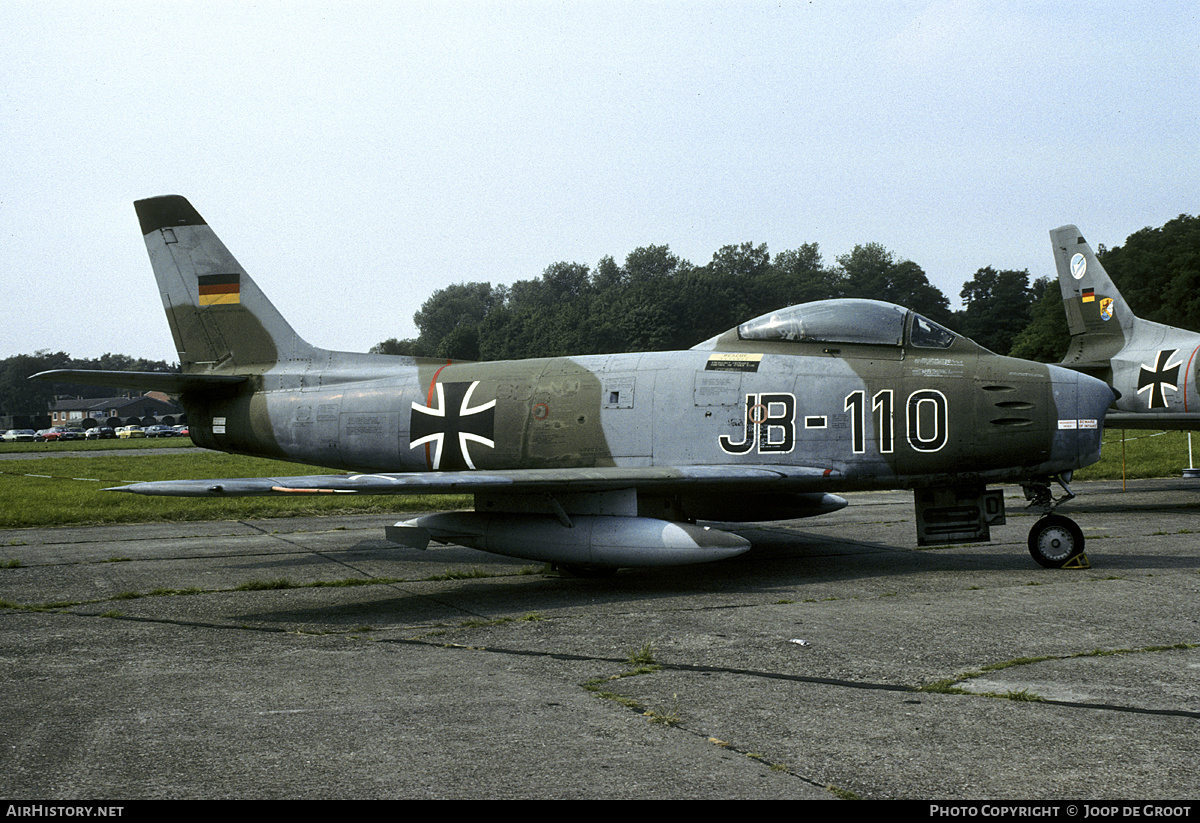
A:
0,450,468,528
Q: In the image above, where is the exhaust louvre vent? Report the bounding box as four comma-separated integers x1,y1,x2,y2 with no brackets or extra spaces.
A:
989,417,1033,428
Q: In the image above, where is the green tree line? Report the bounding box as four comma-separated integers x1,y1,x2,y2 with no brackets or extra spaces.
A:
376,214,1199,363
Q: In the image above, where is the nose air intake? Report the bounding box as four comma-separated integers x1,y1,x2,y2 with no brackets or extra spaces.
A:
1049,365,1115,471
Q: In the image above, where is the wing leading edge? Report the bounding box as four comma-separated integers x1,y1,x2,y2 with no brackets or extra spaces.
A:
1103,412,1200,431
108,464,843,497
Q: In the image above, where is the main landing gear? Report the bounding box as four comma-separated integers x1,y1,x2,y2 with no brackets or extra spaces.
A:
1021,474,1089,569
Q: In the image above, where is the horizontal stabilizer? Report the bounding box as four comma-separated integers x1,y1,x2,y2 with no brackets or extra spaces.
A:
30,369,246,394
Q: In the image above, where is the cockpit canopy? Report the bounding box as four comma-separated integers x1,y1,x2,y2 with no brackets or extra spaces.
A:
735,299,957,349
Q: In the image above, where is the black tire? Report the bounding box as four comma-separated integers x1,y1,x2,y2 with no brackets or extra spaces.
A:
1027,515,1085,568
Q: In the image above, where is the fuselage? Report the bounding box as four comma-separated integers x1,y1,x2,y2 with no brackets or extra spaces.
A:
183,337,1109,492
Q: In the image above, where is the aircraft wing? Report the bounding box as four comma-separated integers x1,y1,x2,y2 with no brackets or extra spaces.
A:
31,369,246,394
1104,412,1200,431
108,464,842,497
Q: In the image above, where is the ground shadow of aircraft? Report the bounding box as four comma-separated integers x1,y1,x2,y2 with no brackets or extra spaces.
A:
1052,225,1200,430
34,197,1113,572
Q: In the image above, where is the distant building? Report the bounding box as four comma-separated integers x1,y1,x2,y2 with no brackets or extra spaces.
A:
49,394,185,428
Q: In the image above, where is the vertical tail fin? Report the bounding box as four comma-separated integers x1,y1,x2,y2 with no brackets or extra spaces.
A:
1050,225,1131,372
134,196,317,374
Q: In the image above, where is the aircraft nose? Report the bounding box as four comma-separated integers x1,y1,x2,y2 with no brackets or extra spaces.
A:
1048,365,1115,470
1082,370,1118,422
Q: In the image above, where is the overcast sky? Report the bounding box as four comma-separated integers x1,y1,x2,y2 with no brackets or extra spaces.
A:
2,1,1196,363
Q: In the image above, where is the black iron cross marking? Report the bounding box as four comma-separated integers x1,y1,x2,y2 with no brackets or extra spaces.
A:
1137,349,1181,409
410,381,496,470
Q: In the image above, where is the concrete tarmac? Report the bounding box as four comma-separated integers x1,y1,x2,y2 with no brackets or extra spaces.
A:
1,479,1198,799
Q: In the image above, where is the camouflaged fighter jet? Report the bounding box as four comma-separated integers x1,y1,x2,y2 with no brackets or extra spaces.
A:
35,197,1116,572
1052,225,1200,430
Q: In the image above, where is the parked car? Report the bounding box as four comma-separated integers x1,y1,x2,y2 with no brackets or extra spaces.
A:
173,425,189,436
85,427,116,440
116,425,145,439
144,425,177,438
39,427,85,441
2,429,38,442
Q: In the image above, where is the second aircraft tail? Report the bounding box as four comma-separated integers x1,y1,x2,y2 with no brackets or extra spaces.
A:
1050,225,1133,376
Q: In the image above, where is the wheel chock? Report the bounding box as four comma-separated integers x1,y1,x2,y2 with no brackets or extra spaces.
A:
1062,552,1091,570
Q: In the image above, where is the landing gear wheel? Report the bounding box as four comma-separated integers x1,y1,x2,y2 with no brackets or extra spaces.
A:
559,564,619,578
1027,515,1085,568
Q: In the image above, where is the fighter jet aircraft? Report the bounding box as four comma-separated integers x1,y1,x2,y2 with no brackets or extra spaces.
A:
35,197,1114,571
1052,225,1200,430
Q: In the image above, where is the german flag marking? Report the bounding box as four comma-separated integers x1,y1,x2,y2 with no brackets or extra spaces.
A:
198,273,240,305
